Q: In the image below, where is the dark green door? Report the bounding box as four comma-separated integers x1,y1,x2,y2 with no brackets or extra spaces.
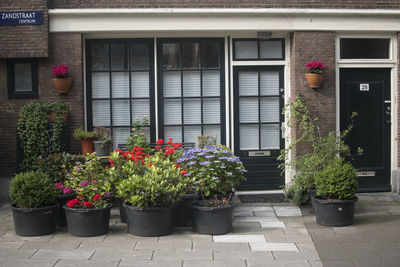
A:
234,66,284,190
340,68,391,192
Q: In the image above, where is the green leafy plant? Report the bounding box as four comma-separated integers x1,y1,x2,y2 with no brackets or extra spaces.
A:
126,116,151,154
10,171,56,208
17,102,68,171
73,127,97,140
93,126,112,148
197,135,217,148
116,152,190,208
315,157,358,200
178,145,246,207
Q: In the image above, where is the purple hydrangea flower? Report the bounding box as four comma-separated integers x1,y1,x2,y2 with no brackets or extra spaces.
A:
104,192,111,197
187,161,197,166
80,180,89,187
91,180,98,184
200,161,211,166
76,167,82,172
219,165,226,169
63,187,73,194
183,173,192,177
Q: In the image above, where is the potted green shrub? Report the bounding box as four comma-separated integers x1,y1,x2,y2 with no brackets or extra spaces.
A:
10,171,57,236
73,127,97,155
64,153,112,237
313,157,358,226
116,151,189,236
93,126,113,156
178,145,246,235
126,116,152,154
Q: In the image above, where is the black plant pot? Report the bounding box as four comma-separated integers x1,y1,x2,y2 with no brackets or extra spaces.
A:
64,204,111,237
12,203,57,236
308,188,316,214
93,141,112,157
312,196,358,227
190,200,236,235
175,192,197,227
124,203,175,237
55,193,76,227
119,202,127,223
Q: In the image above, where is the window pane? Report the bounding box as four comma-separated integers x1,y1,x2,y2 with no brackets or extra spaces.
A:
14,63,32,92
240,124,259,150
184,126,201,145
163,71,181,97
239,71,258,96
112,72,129,98
91,44,109,70
203,99,220,124
112,100,130,126
164,126,182,143
184,99,201,124
92,100,110,126
164,99,182,125
240,98,259,123
202,42,220,69
113,127,130,150
163,43,181,69
131,43,149,70
131,72,149,98
202,71,220,97
203,125,221,144
182,43,200,69
261,124,280,149
260,71,279,96
132,99,150,122
111,44,128,70
340,38,390,59
261,97,280,123
92,72,110,98
183,71,201,97
260,41,283,59
235,41,258,59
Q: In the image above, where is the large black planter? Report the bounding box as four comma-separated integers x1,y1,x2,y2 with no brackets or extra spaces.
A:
119,202,127,223
12,203,57,236
308,188,316,214
190,200,236,235
64,204,111,237
55,193,76,227
175,192,197,227
124,203,175,237
312,196,358,226
93,141,112,157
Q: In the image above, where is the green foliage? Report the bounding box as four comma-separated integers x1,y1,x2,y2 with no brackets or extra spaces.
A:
17,102,68,171
93,126,112,147
197,135,217,148
315,157,358,200
279,95,358,205
126,116,152,154
178,145,246,206
10,171,56,208
116,152,190,208
73,127,97,140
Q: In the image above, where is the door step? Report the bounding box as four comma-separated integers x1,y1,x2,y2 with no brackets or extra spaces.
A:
235,190,286,203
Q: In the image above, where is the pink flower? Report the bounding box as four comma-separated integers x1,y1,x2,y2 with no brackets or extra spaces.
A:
63,187,73,195
52,64,68,78
305,61,325,74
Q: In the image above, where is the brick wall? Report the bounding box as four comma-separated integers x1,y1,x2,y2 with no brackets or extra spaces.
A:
289,32,336,158
0,0,48,58
50,0,400,9
0,33,83,178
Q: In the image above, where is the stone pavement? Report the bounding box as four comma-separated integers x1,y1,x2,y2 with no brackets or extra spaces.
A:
0,202,320,267
303,192,400,267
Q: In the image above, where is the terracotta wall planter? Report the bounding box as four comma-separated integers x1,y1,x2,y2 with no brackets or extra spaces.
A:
305,73,324,89
48,111,68,123
53,77,72,94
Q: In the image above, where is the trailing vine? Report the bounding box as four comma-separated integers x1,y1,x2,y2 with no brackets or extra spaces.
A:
17,102,68,171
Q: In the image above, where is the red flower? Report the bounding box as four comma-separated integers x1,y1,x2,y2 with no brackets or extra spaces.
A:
83,202,93,208
165,148,175,156
169,138,173,141
174,164,182,169
67,199,80,208
77,195,83,199
148,163,154,167
105,166,109,169
180,170,187,175
93,194,101,201
156,139,164,145
155,145,161,150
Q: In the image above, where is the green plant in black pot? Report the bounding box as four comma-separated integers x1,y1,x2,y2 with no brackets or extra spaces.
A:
9,171,57,236
93,126,113,156
126,116,151,154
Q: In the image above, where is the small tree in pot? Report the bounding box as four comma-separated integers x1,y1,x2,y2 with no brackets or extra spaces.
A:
178,145,246,235
10,171,57,236
73,127,97,155
93,126,113,156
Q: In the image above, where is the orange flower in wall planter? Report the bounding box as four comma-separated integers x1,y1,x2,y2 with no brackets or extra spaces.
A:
305,61,325,89
52,64,72,94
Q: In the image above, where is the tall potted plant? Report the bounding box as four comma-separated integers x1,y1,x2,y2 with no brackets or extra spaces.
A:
10,171,57,236
178,145,246,235
93,126,113,156
52,64,72,94
73,127,97,155
305,61,325,89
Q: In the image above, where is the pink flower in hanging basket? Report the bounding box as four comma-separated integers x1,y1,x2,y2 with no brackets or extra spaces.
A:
52,64,68,78
305,61,325,74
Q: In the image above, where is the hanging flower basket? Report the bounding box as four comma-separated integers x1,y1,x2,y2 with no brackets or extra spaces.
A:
305,61,325,89
52,64,72,94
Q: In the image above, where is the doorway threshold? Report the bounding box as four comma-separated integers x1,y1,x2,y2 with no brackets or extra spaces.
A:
235,190,286,203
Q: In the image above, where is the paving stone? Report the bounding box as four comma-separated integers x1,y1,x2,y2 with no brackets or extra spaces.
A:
308,260,323,267
31,249,95,260
272,250,319,261
78,239,136,251
119,260,182,267
194,240,250,251
251,207,274,212
49,232,106,242
332,226,360,234
247,260,311,267
135,239,192,251
295,242,318,253
153,249,212,260
252,211,277,218
20,240,81,250
0,257,57,267
249,242,298,252
282,228,309,235
0,241,25,249
0,248,37,259
0,232,54,242
213,251,274,260
233,209,254,217
265,233,312,243
54,259,120,267
320,260,355,267
213,234,266,243
259,221,286,228
231,221,265,234
91,250,152,261
234,216,280,223
183,260,246,267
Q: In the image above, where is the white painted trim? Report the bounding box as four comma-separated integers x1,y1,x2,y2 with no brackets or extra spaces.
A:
49,8,400,33
229,37,234,152
224,36,230,148
82,38,87,129
154,37,159,140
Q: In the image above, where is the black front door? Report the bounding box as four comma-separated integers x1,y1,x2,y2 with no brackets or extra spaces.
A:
234,66,284,190
340,68,391,192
